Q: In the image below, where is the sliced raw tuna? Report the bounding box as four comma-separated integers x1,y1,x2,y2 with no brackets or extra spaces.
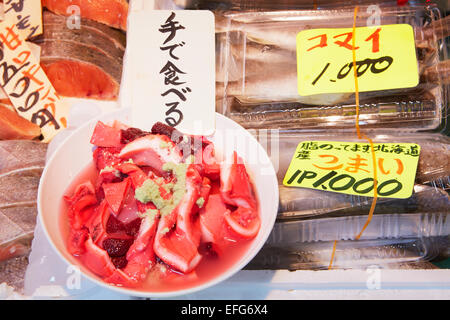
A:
67,227,89,256
116,186,140,224
64,181,98,229
86,200,110,246
102,178,131,215
93,147,123,171
90,121,123,148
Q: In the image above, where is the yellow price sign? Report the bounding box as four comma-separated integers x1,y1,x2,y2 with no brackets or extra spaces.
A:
296,24,419,96
283,141,420,199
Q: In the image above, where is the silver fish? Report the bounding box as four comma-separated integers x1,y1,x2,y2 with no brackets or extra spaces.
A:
246,233,449,270
278,184,450,220
217,68,352,105
215,10,447,110
271,133,450,186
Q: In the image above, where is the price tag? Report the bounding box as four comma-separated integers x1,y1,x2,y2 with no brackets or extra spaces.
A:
3,0,43,39
283,141,420,199
121,7,216,136
0,20,69,142
296,24,419,96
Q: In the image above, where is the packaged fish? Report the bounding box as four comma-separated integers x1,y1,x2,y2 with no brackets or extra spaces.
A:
247,130,450,269
214,4,450,132
247,231,450,270
250,130,450,219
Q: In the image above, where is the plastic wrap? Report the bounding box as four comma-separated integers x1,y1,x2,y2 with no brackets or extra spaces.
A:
243,130,450,269
215,4,450,133
251,130,450,219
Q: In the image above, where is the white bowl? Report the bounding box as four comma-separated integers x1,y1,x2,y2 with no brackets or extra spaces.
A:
38,109,279,298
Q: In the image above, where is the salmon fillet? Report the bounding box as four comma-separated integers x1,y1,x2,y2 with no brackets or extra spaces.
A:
42,0,129,31
34,11,126,101
0,105,41,140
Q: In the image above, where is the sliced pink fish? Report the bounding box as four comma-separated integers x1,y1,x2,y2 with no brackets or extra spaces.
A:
82,236,116,278
220,152,257,209
175,165,203,248
118,134,182,176
153,208,202,274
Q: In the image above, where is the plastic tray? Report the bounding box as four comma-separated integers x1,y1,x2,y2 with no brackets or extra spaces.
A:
214,4,450,133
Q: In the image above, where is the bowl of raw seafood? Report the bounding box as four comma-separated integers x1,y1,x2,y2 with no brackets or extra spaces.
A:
38,108,278,297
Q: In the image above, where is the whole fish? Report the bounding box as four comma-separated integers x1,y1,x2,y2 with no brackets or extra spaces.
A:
227,90,440,131
215,10,448,108
272,133,450,185
278,184,450,220
250,132,450,219
245,234,448,270
216,9,449,52
217,68,352,105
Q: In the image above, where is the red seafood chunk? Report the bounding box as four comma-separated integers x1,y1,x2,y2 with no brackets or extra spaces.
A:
67,227,89,256
121,127,150,144
83,237,116,278
102,177,131,215
175,166,203,248
64,181,98,229
87,200,110,246
154,210,202,274
220,151,257,209
118,134,182,176
123,218,142,237
193,177,211,213
105,213,125,234
199,193,236,255
122,215,159,283
224,207,261,239
198,143,220,180
93,146,123,171
90,121,123,148
116,187,140,224
103,238,134,257
111,256,128,269
117,162,148,188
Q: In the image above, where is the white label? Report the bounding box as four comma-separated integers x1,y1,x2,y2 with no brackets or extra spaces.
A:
3,0,43,39
121,9,216,136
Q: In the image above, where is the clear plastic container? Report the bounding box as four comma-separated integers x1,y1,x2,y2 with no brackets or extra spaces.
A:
245,130,450,270
214,4,450,133
250,130,450,220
